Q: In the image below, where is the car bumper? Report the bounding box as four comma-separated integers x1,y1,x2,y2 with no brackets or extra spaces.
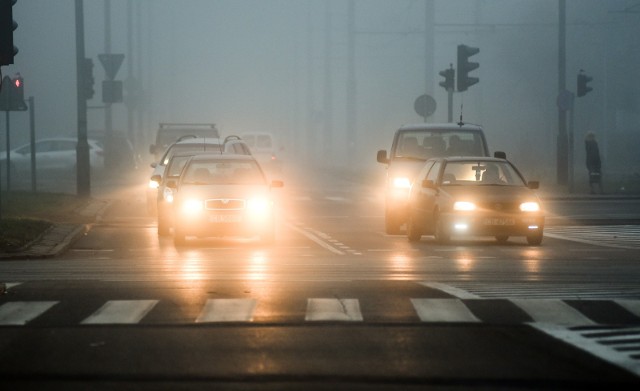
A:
440,213,545,237
174,211,274,238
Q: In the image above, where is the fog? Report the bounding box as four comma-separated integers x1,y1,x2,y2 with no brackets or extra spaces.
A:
2,0,640,187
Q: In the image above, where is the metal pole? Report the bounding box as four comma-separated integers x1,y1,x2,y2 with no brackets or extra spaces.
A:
4,110,9,191
28,96,36,192
557,0,568,185
346,0,356,168
75,0,90,197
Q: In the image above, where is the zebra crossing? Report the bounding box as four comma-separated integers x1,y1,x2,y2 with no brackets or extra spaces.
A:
545,225,640,249
2,296,640,327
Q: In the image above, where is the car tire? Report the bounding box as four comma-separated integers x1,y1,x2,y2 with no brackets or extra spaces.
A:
495,235,509,243
526,231,543,246
407,214,422,242
173,226,187,246
385,209,402,235
434,213,450,244
157,214,170,236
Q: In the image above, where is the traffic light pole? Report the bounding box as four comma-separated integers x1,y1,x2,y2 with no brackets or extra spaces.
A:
4,110,10,191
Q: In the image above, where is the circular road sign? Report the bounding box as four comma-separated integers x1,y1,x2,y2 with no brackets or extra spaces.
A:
414,94,437,118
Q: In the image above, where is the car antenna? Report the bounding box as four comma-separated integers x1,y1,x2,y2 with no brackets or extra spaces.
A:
457,97,465,126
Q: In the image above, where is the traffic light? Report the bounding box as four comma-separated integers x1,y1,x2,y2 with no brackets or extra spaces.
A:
83,58,95,99
10,74,26,110
439,65,455,91
0,0,18,66
457,44,479,92
577,70,593,97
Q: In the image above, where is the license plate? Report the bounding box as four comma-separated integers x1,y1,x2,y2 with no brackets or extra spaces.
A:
210,214,242,223
483,218,515,226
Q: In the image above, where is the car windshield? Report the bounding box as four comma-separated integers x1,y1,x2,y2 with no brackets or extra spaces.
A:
394,131,485,160
440,161,526,186
161,142,221,165
182,160,265,185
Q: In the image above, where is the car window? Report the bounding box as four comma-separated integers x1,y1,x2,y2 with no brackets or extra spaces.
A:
393,130,486,159
442,161,526,186
183,160,265,185
165,156,192,178
415,161,435,182
35,141,54,153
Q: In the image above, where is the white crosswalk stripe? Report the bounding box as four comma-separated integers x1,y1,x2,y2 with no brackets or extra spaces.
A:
81,300,158,324
411,299,480,322
305,298,363,321
545,225,640,249
196,299,257,322
510,299,596,326
0,301,58,325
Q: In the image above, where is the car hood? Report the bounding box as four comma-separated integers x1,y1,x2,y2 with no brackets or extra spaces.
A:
177,184,271,200
440,185,541,203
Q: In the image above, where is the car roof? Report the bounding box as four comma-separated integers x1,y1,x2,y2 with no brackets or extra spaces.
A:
175,137,221,145
432,156,508,164
398,123,483,132
188,153,256,162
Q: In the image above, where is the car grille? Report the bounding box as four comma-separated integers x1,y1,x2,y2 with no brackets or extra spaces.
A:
205,199,245,210
479,202,519,212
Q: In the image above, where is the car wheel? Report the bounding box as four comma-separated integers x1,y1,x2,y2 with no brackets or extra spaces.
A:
495,235,509,243
434,213,450,244
157,213,170,236
385,209,402,235
173,226,187,246
407,214,422,242
526,231,543,246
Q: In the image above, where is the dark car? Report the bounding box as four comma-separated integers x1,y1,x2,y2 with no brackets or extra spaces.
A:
406,156,544,245
166,154,283,245
376,123,491,234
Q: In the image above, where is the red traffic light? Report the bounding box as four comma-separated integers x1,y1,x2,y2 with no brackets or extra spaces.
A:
14,78,21,88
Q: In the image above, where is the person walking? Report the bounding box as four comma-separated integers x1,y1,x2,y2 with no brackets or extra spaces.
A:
585,132,603,194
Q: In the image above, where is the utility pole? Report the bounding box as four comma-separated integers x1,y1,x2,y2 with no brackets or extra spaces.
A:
75,0,90,197
557,0,568,185
346,0,356,167
322,1,333,166
104,0,113,171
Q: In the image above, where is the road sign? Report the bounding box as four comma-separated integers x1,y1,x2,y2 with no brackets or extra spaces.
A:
414,94,436,118
98,53,124,80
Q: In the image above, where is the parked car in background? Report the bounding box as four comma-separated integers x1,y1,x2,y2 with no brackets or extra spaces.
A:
167,153,283,245
376,123,491,234
241,131,283,173
0,137,104,175
406,156,544,245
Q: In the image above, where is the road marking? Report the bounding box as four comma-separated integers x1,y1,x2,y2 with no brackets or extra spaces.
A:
81,300,158,324
286,223,345,255
615,300,640,317
0,301,58,325
411,299,480,322
533,324,640,377
419,282,480,299
510,299,595,326
545,225,640,250
196,299,257,322
305,298,363,321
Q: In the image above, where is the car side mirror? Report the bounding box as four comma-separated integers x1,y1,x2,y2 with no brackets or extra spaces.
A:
528,181,539,189
270,180,284,188
166,180,178,189
494,151,507,159
421,179,436,189
377,150,389,164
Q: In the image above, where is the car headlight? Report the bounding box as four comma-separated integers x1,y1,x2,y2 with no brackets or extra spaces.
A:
392,177,411,189
163,187,174,203
246,197,271,216
181,199,204,214
453,201,476,211
520,201,540,212
148,179,160,189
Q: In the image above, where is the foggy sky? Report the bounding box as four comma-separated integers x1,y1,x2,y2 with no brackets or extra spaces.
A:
3,0,639,180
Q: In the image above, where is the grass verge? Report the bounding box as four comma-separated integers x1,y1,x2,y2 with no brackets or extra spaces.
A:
0,191,91,252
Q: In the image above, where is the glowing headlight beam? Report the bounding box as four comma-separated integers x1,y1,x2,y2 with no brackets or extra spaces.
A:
453,201,476,211
520,202,540,212
392,177,411,189
247,197,271,215
182,199,204,214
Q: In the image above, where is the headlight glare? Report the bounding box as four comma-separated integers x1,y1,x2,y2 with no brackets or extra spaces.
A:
247,197,271,215
182,199,203,214
520,202,540,212
454,201,476,211
148,179,160,189
392,177,411,189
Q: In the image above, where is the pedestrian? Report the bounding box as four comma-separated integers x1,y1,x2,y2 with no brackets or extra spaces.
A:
585,132,603,194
